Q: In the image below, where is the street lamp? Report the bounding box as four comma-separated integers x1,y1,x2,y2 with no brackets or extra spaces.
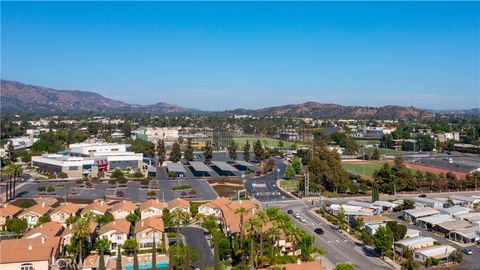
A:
276,168,280,180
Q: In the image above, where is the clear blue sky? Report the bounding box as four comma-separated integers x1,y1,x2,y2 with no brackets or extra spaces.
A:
2,1,479,110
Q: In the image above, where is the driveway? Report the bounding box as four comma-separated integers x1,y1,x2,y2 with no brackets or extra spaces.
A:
178,227,214,268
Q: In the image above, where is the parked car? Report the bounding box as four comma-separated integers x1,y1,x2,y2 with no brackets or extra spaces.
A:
299,217,306,223
287,209,293,214
314,228,324,235
419,194,427,198
463,249,473,255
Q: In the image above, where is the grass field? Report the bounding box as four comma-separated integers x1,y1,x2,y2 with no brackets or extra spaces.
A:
279,179,299,192
359,147,408,157
342,162,435,177
232,137,297,148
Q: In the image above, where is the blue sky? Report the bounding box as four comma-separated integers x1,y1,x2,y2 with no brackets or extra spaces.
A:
2,1,479,110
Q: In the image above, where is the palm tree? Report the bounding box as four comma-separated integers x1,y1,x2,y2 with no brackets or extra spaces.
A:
133,248,139,270
99,250,106,270
1,166,11,201
266,221,281,257
72,214,93,269
285,224,302,256
235,207,247,244
116,245,122,270
255,210,269,259
171,208,188,244
9,164,22,199
152,235,157,270
245,216,260,270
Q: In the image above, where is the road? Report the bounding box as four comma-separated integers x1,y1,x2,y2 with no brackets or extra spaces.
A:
244,157,295,202
178,227,214,268
262,200,393,270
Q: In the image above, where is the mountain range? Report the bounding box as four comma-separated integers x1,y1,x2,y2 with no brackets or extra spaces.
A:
1,79,477,118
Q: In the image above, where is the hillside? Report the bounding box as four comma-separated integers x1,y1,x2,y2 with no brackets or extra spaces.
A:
0,80,191,114
228,102,432,119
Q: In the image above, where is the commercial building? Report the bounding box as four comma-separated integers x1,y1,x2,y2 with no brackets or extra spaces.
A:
31,143,143,178
132,127,179,145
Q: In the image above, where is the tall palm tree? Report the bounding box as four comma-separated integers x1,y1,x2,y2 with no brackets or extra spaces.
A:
152,235,157,270
234,207,247,244
10,164,22,199
266,221,281,257
133,248,139,270
73,214,93,269
245,216,260,270
171,208,188,243
116,245,122,270
255,210,269,259
1,166,10,201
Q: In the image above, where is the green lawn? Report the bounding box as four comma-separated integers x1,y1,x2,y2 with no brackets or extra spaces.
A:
359,147,409,157
279,179,299,192
342,162,435,178
233,137,297,148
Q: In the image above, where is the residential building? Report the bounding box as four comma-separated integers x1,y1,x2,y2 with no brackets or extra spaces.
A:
198,197,232,218
448,225,480,244
18,203,51,228
140,199,166,220
0,203,22,230
328,204,374,219
412,197,445,209
416,214,455,230
433,132,460,142
98,219,131,250
22,221,63,239
167,198,190,213
449,195,480,208
61,222,97,249
434,220,472,235
134,217,164,249
402,207,440,223
110,200,137,219
50,203,82,225
439,206,472,217
413,245,456,263
0,236,62,270
81,200,109,217
394,236,436,252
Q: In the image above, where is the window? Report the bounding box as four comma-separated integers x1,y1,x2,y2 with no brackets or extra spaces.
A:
21,264,33,270
116,234,123,240
69,166,78,170
141,233,145,239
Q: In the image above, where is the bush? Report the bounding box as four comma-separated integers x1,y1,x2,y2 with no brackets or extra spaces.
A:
111,169,124,179
168,171,177,178
172,184,191,191
132,169,144,178
58,172,68,179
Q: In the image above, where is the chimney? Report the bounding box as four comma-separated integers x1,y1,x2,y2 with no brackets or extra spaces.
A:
113,221,116,225
42,202,46,208
141,220,144,227
41,236,46,244
156,198,159,203
100,201,104,206
28,245,33,250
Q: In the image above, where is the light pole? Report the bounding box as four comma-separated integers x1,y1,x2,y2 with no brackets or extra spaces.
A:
276,168,280,180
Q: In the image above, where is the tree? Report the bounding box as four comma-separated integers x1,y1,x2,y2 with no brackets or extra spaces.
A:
5,141,17,165
122,239,138,254
58,171,68,179
285,164,296,179
156,139,166,166
126,213,139,225
337,206,346,225
184,138,194,162
373,226,393,256
291,156,302,174
111,169,124,179
386,221,407,241
116,245,122,270
170,141,182,162
334,263,355,270
129,139,155,157
371,148,381,160
243,141,251,162
213,240,222,270
94,238,111,253
36,215,52,226
372,185,380,202
5,217,27,234
73,215,93,269
380,134,394,149
162,209,172,227
152,234,157,270
228,140,237,160
450,250,464,264
133,247,139,270
235,207,248,244
253,139,264,160
99,250,106,270
203,141,213,163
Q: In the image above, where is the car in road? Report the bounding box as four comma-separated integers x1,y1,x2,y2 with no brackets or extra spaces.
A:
287,209,293,214
419,194,427,198
299,217,306,222
293,213,301,218
463,248,473,255
314,228,324,235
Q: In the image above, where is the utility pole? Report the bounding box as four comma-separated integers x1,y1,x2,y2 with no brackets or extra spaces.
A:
305,172,309,197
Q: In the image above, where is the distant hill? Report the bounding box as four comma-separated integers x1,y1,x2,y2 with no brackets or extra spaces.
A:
0,80,193,114
227,102,432,119
0,79,458,119
427,108,480,115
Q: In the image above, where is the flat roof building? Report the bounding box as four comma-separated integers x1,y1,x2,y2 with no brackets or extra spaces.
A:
449,225,480,244
210,161,239,176
166,162,187,177
394,236,436,252
403,207,440,223
412,197,445,209
188,161,213,177
413,245,456,263
416,214,455,230
434,219,472,235
439,206,472,217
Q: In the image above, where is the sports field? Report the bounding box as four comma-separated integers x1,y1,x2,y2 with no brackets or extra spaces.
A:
232,137,297,148
342,161,439,178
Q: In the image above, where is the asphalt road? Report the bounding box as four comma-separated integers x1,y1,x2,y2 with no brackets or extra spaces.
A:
244,157,295,202
272,200,393,270
178,227,214,268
